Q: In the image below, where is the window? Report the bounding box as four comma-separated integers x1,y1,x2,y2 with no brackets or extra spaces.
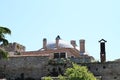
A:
54,53,59,58
54,52,66,58
60,53,66,58
71,56,75,58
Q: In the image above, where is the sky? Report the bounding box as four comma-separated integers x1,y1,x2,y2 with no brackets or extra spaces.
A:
0,0,120,61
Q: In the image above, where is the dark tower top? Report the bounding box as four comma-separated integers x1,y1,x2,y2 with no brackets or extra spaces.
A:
56,35,61,40
99,39,107,43
99,39,107,63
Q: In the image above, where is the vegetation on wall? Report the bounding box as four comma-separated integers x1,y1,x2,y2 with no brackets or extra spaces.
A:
0,26,11,45
42,76,53,80
0,26,11,59
65,63,96,80
48,58,71,65
0,49,9,59
43,63,96,80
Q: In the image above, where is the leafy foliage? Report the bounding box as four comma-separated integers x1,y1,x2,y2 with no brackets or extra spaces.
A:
0,49,8,59
65,63,96,80
44,63,96,80
48,58,70,65
58,75,66,80
0,26,11,45
0,26,11,59
42,76,53,80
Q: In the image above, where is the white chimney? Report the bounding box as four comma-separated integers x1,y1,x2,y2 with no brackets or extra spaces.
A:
43,38,47,50
56,35,60,49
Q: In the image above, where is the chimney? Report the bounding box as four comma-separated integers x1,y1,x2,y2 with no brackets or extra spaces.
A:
56,36,60,49
71,40,76,48
99,39,107,63
43,38,47,50
79,39,85,55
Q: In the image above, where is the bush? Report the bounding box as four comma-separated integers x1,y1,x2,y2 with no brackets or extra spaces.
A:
43,63,96,80
42,76,53,80
58,75,66,80
65,63,96,80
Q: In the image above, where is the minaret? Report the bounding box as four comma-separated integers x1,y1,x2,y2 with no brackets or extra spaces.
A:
99,39,107,63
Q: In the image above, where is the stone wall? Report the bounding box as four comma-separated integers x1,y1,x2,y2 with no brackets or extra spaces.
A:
46,61,120,80
0,42,25,52
0,56,49,80
0,56,120,80
80,62,120,80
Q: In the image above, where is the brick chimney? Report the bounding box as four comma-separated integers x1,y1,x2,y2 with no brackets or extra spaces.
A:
79,39,85,55
43,38,47,50
71,40,76,48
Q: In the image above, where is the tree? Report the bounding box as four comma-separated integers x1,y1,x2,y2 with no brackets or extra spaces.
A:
0,26,11,59
43,63,96,80
65,63,96,80
0,26,11,45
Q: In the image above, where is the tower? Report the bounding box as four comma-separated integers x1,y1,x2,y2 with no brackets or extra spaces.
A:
99,39,107,63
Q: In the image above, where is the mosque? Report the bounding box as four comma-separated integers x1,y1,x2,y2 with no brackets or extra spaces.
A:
1,35,95,63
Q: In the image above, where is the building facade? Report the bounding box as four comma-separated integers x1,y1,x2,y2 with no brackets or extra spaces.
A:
21,36,95,63
0,36,119,80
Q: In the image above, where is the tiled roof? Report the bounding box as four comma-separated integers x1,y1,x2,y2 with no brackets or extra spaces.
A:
20,48,80,57
21,51,50,56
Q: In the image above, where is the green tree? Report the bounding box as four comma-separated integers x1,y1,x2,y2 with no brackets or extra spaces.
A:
43,63,96,80
0,26,11,45
65,63,96,80
0,26,11,59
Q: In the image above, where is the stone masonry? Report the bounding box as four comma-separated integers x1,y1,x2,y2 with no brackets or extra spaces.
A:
0,56,120,80
80,62,120,80
0,56,49,80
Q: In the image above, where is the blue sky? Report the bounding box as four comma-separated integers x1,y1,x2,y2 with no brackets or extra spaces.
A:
0,0,120,61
